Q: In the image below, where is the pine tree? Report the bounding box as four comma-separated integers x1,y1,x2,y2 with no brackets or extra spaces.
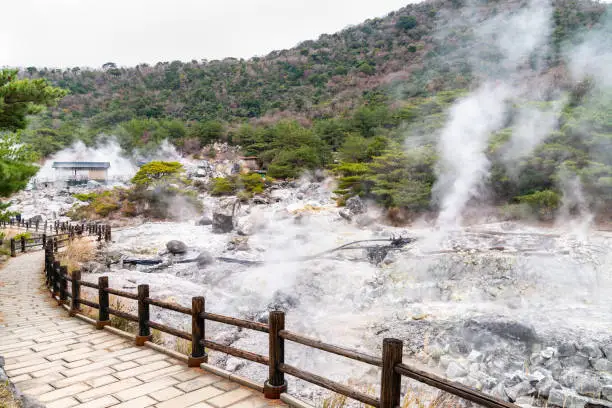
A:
0,69,66,198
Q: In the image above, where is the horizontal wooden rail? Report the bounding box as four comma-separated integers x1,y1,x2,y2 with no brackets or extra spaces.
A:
78,280,99,289
202,339,269,365
105,287,138,300
279,363,380,407
79,299,99,309
279,330,381,367
395,363,516,408
148,320,191,341
108,307,139,322
204,312,269,333
146,298,191,315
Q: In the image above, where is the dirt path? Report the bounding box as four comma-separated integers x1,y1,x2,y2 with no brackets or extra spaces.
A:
0,252,283,408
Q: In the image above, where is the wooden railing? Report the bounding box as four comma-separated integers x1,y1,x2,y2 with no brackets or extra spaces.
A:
42,243,518,408
2,221,111,257
1,219,111,240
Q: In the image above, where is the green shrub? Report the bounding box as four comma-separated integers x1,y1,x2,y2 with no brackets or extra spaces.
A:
515,190,561,220
132,161,183,186
14,232,32,240
210,177,236,196
237,173,265,194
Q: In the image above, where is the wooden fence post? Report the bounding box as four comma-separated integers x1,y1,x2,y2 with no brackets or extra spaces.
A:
264,310,287,399
136,284,151,345
54,237,58,253
42,234,46,249
20,235,26,253
96,276,110,329
10,239,16,257
380,338,403,408
59,265,68,305
189,296,207,367
70,270,81,316
52,261,61,298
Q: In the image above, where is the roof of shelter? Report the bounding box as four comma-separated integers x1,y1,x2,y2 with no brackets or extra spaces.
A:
52,162,110,169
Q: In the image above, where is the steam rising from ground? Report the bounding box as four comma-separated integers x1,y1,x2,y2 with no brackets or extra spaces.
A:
433,0,555,227
35,138,183,182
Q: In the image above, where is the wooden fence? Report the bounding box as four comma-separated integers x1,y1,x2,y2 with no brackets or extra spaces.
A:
1,221,111,257
42,242,518,408
2,219,110,238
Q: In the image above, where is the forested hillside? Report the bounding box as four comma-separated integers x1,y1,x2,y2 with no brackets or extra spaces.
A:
15,0,612,219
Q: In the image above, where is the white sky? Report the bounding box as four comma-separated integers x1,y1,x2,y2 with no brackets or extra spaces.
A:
2,0,418,68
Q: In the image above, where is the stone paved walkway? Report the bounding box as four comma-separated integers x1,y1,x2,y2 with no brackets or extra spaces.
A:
0,252,285,408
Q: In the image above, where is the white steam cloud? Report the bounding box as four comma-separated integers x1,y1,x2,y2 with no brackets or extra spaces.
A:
433,0,555,227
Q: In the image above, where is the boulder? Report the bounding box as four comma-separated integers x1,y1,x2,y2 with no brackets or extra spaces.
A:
339,209,352,221
593,359,612,372
196,251,214,267
468,350,484,363
446,362,467,378
355,214,376,227
236,218,255,236
81,261,106,274
541,347,556,359
536,376,561,398
514,396,536,407
196,215,213,226
212,198,240,234
490,383,509,401
580,343,603,359
575,375,602,398
602,385,612,401
346,196,367,215
548,389,590,408
602,343,612,361
166,240,188,254
506,381,535,402
439,355,453,369
558,342,577,357
29,214,44,224
252,195,270,205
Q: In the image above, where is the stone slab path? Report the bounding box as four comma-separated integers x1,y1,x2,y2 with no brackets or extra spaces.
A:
0,252,285,408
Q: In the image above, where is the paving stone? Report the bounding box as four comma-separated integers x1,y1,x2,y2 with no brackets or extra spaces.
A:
38,383,92,403
149,385,185,402
111,395,157,408
84,374,118,388
46,347,95,361
77,377,143,402
10,373,32,383
52,367,116,388
114,360,171,379
207,388,254,407
61,357,120,377
137,364,188,381
176,374,221,392
117,349,156,362
72,395,120,408
156,386,225,408
134,353,169,365
172,368,204,381
22,383,54,396
114,376,179,401
227,396,270,408
111,360,140,371
46,397,80,408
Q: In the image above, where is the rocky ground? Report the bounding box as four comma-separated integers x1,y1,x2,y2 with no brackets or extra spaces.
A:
6,155,612,408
